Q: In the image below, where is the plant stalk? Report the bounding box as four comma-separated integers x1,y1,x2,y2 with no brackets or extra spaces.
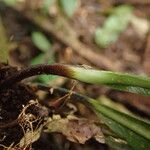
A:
0,64,150,93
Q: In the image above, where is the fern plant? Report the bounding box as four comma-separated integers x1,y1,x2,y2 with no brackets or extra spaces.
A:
0,64,150,150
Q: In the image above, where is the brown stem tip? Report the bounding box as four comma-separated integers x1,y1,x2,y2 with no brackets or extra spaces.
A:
0,64,74,90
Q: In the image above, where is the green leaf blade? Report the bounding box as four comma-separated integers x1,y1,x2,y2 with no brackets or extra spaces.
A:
71,66,150,96
109,85,150,96
101,115,150,150
88,99,150,150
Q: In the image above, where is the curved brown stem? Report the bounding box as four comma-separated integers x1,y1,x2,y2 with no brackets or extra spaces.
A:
0,64,73,91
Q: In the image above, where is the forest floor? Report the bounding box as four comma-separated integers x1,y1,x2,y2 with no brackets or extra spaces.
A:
0,0,150,149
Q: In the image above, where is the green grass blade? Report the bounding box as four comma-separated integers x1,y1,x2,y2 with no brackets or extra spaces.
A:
100,114,150,150
71,66,150,96
88,99,150,150
72,67,150,88
109,84,150,96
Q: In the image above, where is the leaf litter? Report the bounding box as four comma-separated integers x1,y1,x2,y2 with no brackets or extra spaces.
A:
45,115,105,144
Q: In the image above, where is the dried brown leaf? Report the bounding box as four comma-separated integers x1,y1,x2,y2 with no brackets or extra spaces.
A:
45,115,105,144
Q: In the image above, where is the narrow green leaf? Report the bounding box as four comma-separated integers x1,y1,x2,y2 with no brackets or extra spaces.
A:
90,100,150,139
109,84,150,96
101,115,149,150
59,0,78,17
32,32,51,52
88,99,150,150
71,66,150,95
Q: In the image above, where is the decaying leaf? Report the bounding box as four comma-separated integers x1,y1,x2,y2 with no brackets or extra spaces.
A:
45,115,105,144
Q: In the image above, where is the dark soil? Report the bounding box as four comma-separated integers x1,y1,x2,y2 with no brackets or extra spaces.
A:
0,64,35,146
